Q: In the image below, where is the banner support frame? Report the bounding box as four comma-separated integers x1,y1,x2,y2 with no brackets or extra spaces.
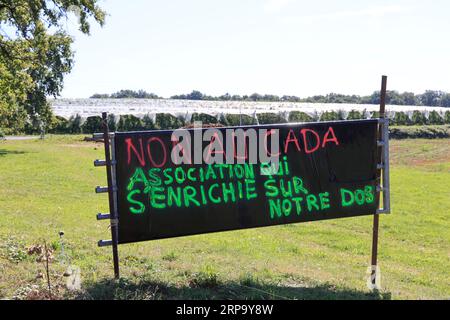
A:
370,75,388,289
101,112,120,279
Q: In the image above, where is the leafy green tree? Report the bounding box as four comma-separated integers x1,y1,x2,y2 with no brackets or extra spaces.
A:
440,93,450,108
187,90,204,100
401,92,420,106
219,93,232,101
419,90,444,106
109,89,159,99
0,0,105,133
249,93,263,101
90,93,110,99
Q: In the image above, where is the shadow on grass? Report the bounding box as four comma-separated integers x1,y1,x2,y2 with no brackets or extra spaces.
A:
0,149,27,157
74,278,391,300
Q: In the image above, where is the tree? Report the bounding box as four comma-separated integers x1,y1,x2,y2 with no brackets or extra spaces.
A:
440,93,450,108
187,90,204,100
90,93,110,99
249,93,263,101
109,89,159,99
401,92,420,106
0,0,105,133
419,90,444,106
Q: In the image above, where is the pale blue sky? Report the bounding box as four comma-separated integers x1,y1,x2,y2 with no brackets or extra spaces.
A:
61,0,450,98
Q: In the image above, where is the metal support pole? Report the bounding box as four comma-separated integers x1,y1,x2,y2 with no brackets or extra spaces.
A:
370,75,387,288
102,112,120,279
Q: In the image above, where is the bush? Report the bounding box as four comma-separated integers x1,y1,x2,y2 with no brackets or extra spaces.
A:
346,110,364,120
81,116,103,134
371,111,380,119
320,111,341,121
48,116,70,134
67,114,82,134
428,111,445,125
0,127,4,139
411,111,427,125
288,111,313,122
142,114,156,130
107,114,117,131
219,114,255,126
391,112,411,126
117,115,143,131
191,113,218,125
445,111,450,124
155,113,185,130
257,113,286,124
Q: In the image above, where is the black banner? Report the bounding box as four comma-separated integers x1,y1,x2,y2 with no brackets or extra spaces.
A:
114,120,379,244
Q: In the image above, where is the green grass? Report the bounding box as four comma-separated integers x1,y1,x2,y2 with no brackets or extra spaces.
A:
0,135,449,300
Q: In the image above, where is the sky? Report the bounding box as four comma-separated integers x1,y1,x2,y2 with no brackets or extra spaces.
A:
61,0,450,98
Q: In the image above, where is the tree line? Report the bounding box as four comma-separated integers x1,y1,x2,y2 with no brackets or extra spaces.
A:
91,89,450,107
90,89,160,99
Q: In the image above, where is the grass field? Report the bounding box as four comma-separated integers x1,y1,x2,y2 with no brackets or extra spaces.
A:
0,135,449,300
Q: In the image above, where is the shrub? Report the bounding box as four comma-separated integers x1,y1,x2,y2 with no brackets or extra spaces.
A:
320,111,341,121
346,110,363,120
191,113,218,125
81,116,103,134
257,113,286,124
142,114,156,130
217,113,229,126
48,116,70,134
391,112,411,126
411,111,427,125
288,111,313,122
427,111,445,125
117,114,143,131
220,114,255,126
445,111,450,124
371,111,380,119
336,110,346,120
67,114,82,134
155,113,185,130
107,114,117,131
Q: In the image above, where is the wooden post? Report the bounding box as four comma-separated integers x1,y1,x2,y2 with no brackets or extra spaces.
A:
102,112,120,279
371,75,387,287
